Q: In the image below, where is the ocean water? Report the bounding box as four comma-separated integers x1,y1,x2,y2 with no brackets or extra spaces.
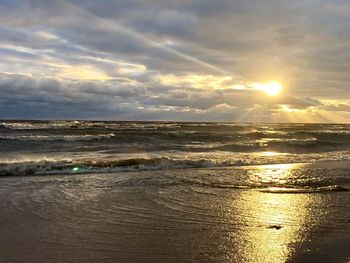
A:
1,120,350,262
1,120,350,176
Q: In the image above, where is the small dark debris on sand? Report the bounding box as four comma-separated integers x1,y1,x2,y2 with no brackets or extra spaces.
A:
267,225,283,230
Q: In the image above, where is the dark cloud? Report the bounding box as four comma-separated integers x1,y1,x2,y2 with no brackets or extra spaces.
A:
0,73,322,120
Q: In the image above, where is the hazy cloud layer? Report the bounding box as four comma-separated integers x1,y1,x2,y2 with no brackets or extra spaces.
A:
0,0,350,122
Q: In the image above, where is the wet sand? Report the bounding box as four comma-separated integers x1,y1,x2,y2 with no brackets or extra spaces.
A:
0,162,349,262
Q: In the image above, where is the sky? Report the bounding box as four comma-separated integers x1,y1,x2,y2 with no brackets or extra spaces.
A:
0,0,350,122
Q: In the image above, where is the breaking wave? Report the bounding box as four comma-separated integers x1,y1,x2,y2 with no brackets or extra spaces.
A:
0,157,250,176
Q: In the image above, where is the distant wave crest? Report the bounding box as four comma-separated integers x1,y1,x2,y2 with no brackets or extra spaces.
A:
0,133,116,142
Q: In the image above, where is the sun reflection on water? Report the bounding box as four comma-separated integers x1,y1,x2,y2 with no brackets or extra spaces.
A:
231,163,312,262
247,163,303,185
261,151,281,157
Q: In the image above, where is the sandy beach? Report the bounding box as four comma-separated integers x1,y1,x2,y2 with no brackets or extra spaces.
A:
1,161,349,263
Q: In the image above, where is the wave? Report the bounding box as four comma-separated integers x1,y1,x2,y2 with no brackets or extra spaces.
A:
208,139,349,153
0,133,116,142
0,121,181,131
0,121,82,130
1,157,350,195
1,122,350,155
3,121,348,132
0,157,250,176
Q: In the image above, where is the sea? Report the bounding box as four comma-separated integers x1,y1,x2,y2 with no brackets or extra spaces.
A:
1,120,350,177
0,120,349,262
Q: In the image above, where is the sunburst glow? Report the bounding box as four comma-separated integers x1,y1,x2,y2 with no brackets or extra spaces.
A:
251,81,282,96
262,82,282,96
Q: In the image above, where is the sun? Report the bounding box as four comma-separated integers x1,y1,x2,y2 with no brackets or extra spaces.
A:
262,81,282,96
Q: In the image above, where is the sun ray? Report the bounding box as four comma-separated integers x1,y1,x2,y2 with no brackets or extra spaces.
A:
58,0,244,80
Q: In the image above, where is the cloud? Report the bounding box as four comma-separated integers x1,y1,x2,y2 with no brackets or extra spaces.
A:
125,10,197,37
0,0,349,121
0,72,330,122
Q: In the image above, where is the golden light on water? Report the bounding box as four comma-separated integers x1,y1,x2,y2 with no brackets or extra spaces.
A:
247,163,299,185
261,151,281,157
228,163,316,262
236,190,310,262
